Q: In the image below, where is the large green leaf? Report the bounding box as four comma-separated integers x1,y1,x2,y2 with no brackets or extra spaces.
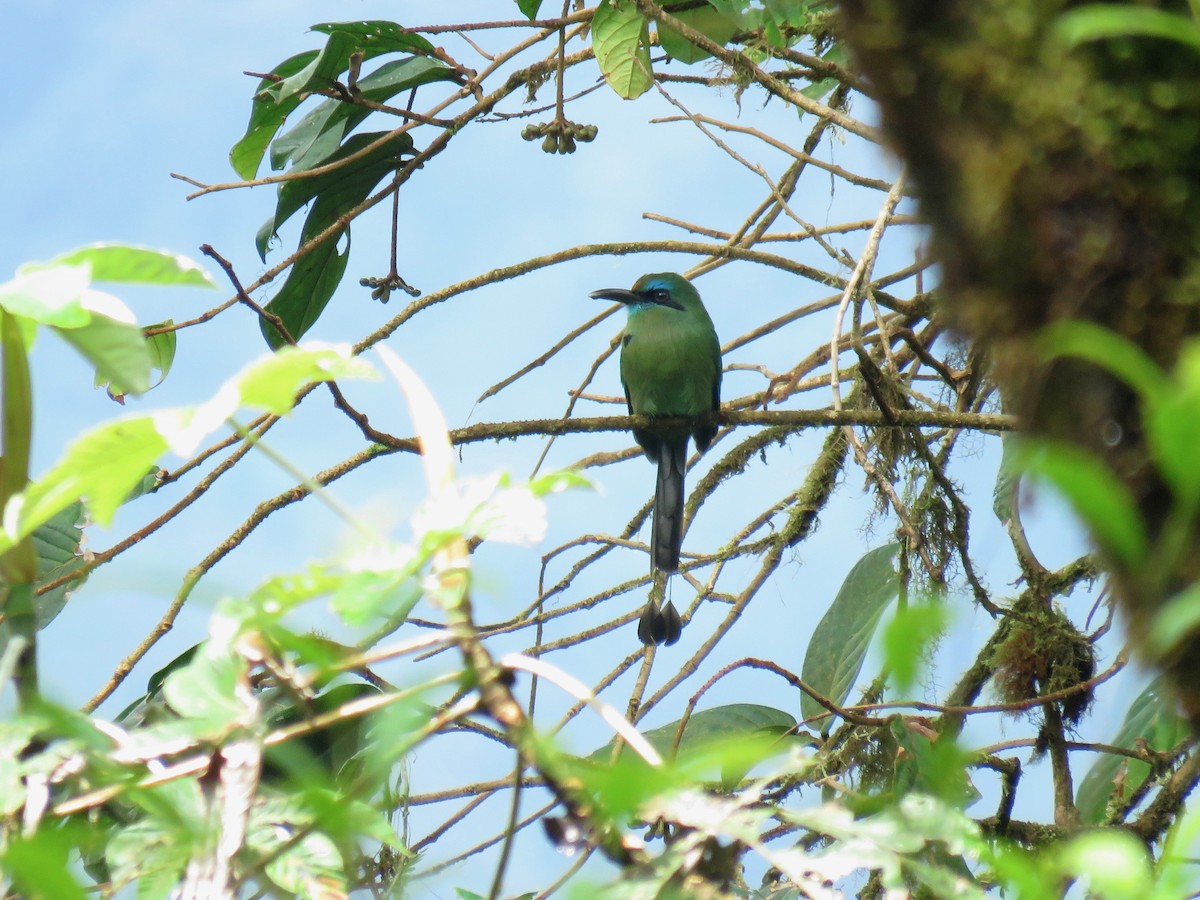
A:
801,543,900,722
1056,4,1200,52
591,703,796,761
1,346,373,553
992,432,1019,524
309,20,436,55
593,0,654,99
657,4,738,64
269,56,452,174
257,130,412,262
27,501,86,630
517,0,545,18
230,50,321,180
1018,441,1148,569
28,245,214,289
57,312,152,396
258,132,409,348
231,22,437,180
1075,676,1189,823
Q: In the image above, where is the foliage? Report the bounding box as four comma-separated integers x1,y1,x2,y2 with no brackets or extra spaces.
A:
3,1,1199,898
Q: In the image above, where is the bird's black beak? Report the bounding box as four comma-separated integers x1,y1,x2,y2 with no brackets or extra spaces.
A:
589,288,642,305
589,288,684,311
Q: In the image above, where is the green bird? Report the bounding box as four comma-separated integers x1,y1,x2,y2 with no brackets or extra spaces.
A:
590,273,722,646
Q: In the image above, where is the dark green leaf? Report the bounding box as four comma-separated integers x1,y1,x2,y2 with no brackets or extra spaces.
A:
258,132,409,347
593,0,654,99
230,51,320,180
517,0,544,19
657,5,738,64
801,543,900,722
256,130,412,262
269,56,453,174
28,501,86,630
310,20,436,55
1075,676,1189,823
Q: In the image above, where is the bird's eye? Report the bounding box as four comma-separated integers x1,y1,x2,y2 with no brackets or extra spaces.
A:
653,289,669,302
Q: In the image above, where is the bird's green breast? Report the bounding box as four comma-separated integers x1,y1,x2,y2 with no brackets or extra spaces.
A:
620,304,719,417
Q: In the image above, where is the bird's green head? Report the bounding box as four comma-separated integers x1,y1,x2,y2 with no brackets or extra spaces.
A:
588,272,703,316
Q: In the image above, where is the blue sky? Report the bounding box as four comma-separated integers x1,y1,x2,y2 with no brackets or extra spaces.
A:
2,2,1135,895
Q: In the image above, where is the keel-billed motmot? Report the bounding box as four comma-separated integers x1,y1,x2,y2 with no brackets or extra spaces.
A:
590,273,722,646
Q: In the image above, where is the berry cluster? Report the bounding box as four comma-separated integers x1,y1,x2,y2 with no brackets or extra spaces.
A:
520,120,598,154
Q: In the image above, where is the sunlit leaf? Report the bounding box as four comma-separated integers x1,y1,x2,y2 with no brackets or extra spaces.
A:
882,602,949,692
1037,320,1167,404
161,649,250,731
27,245,214,289
1056,4,1200,52
801,543,900,722
1017,441,1148,569
236,343,376,412
58,311,152,396
593,0,654,99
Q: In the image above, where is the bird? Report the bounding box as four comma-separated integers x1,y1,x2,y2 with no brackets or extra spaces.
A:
590,273,722,645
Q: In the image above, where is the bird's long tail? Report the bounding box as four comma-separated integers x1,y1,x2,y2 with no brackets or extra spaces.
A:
652,435,688,573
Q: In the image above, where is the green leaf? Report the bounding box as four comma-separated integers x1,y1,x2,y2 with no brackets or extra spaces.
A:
26,501,87,630
1056,4,1200,52
593,0,654,99
1037,321,1168,404
0,265,98,328
517,0,544,19
230,51,320,180
107,818,191,895
162,649,249,730
145,321,177,387
260,236,349,348
1055,830,1154,894
992,431,1019,524
801,543,900,722
269,56,453,174
258,132,410,349
0,826,89,900
257,130,413,262
57,311,152,396
310,20,436,55
27,245,214,289
591,703,797,762
1075,676,1189,824
882,602,949,693
13,416,167,543
237,344,376,412
657,5,738,64
1017,441,1148,569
